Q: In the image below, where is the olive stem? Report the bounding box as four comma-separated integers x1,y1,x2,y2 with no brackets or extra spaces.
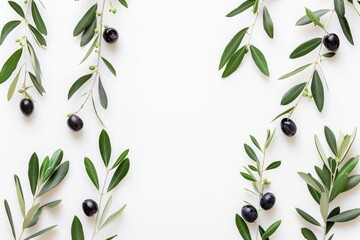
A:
91,167,110,240
247,0,267,47
75,0,107,114
288,10,335,119
255,148,267,240
21,0,33,97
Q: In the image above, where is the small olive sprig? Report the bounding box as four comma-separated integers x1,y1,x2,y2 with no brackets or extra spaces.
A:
297,126,360,240
236,129,281,240
275,0,360,137
0,0,47,117
67,0,128,132
219,0,274,78
71,129,130,240
4,149,70,240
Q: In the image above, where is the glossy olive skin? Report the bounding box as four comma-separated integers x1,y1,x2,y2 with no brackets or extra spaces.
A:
82,199,98,217
103,28,119,44
241,205,258,223
323,33,340,52
20,98,34,117
281,118,297,137
67,114,84,131
260,192,276,210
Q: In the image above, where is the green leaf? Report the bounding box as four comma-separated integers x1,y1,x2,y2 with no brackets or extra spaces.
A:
250,135,262,152
253,0,259,13
320,192,329,222
41,149,64,183
7,66,22,101
271,107,294,122
344,175,360,191
326,207,340,234
107,159,130,192
100,196,113,227
266,161,281,170
301,228,317,240
329,173,347,201
262,6,274,38
311,70,324,112
118,0,128,8
290,38,322,59
235,214,251,240
328,208,360,222
305,8,325,29
38,161,69,197
92,96,106,127
278,63,312,80
281,82,307,105
80,17,96,47
338,156,359,177
323,52,336,58
73,4,97,37
102,57,117,76
27,40,42,84
296,208,321,226
244,144,258,161
28,72,45,95
98,77,108,109
99,129,112,167
0,48,22,84
28,153,39,196
296,9,330,26
0,20,21,45
14,175,25,217
23,204,40,229
226,0,255,17
250,45,269,76
337,15,354,45
324,126,338,156
219,28,248,69
100,204,127,230
112,149,130,170
240,172,256,181
106,235,118,240
314,135,331,171
31,1,47,35
68,73,93,99
71,216,84,240
261,220,281,239
298,172,323,193
80,35,99,64
24,225,56,240
222,46,248,78
28,24,47,47
4,200,16,239
84,157,99,190
335,0,346,17
8,1,25,18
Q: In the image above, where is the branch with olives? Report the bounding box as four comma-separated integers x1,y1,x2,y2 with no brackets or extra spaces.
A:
67,0,128,132
297,126,360,240
71,129,130,240
0,0,47,117
275,0,360,137
219,0,274,78
236,130,281,240
4,149,70,240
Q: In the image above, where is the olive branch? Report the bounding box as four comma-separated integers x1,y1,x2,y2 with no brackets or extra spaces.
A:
274,0,360,128
67,0,128,130
219,0,274,78
71,129,130,240
236,130,281,240
0,0,47,103
297,126,360,240
4,149,70,240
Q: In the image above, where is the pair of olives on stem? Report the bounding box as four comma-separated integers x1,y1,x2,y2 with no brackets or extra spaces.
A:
241,192,276,223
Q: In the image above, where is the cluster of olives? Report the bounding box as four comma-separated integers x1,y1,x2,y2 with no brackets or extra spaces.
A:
280,33,340,137
241,192,276,223
67,27,119,132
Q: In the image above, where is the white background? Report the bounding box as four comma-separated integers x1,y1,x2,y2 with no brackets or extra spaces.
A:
0,0,360,239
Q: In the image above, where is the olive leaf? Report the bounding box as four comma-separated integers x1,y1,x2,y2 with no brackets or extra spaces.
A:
7,66,22,101
278,63,313,80
290,38,322,59
0,48,23,84
0,20,22,45
80,17,97,47
73,4,97,37
281,82,306,105
4,200,16,239
71,216,84,240
311,70,325,112
249,45,269,76
118,0,129,8
8,1,25,18
263,6,274,38
23,225,56,240
100,129,112,167
222,46,248,78
31,1,47,35
296,9,330,26
337,15,354,45
235,214,251,240
28,153,39,196
28,24,47,47
38,161,70,197
98,77,108,109
226,0,255,17
305,8,325,29
68,74,93,99
84,157,100,190
99,204,127,230
107,159,130,192
102,57,117,76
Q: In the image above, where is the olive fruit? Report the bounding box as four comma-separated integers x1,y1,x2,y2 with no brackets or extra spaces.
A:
82,199,98,217
103,28,119,44
260,192,276,210
67,114,84,131
20,98,34,117
323,33,340,52
241,205,258,223
281,118,297,137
